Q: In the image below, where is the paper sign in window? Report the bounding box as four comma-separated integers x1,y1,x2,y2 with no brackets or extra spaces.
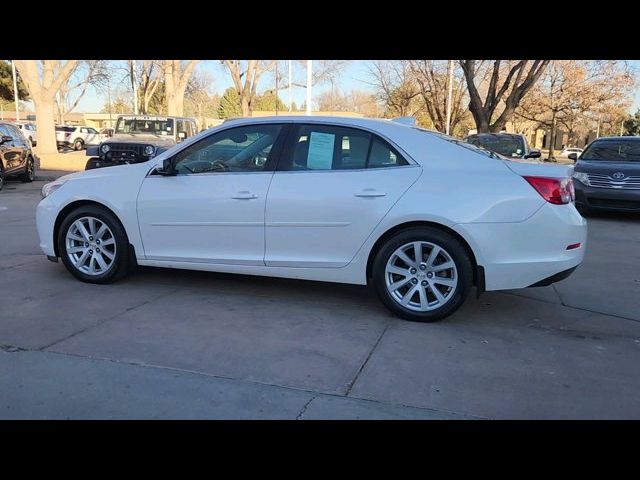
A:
307,132,335,169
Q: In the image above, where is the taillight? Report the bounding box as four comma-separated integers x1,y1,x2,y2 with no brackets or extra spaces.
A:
523,176,574,205
65,132,72,138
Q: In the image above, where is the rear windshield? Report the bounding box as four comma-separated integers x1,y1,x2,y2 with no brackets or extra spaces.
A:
414,128,503,160
466,135,525,158
580,139,640,162
56,126,75,132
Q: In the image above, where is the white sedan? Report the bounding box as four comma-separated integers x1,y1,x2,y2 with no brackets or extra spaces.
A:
36,116,587,322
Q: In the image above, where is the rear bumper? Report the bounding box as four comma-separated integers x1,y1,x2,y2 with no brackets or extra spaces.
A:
574,182,640,212
458,202,587,291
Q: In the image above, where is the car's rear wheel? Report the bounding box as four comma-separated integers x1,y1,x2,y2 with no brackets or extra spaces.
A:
57,205,130,284
21,156,35,182
372,227,473,322
73,139,84,151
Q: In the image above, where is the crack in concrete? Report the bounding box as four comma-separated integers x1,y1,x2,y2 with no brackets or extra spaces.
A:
500,291,640,324
296,395,318,420
38,290,171,351
344,321,391,397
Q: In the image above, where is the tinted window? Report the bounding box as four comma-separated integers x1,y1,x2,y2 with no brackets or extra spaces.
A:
173,124,283,174
87,127,98,134
581,140,640,162
282,124,408,171
56,126,76,132
467,135,525,158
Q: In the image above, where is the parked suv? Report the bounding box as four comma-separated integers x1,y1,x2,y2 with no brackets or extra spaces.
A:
12,122,37,147
85,115,197,170
0,121,36,191
465,133,542,160
571,136,640,213
56,125,102,151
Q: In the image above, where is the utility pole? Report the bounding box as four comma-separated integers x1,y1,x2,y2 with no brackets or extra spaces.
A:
106,75,113,128
288,60,292,112
12,60,20,121
445,60,454,135
131,60,139,115
275,61,279,116
306,60,312,116
596,114,601,138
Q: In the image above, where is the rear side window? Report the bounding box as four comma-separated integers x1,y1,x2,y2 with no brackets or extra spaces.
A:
281,124,408,171
56,126,75,132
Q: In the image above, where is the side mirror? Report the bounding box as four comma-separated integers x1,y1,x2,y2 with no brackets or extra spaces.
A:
156,157,176,176
0,135,13,144
568,153,578,162
525,149,541,159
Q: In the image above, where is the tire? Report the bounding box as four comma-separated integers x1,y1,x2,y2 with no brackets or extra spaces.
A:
21,156,35,182
0,163,4,191
73,138,84,151
371,227,473,322
576,204,592,217
57,205,130,284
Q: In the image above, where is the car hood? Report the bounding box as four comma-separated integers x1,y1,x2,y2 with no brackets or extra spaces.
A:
574,160,640,176
51,161,155,184
501,159,572,178
104,133,176,147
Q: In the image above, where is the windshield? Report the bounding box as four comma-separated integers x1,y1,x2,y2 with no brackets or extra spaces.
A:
580,139,640,162
414,128,503,160
467,135,525,158
115,116,174,135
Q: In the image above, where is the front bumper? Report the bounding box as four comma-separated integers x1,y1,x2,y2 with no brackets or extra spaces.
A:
574,182,640,212
36,195,58,257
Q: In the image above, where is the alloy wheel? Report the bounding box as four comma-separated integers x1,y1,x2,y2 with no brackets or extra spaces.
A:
385,241,458,312
65,216,117,276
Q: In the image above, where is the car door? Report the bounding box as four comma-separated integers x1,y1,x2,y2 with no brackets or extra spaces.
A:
84,127,100,145
137,123,287,265
265,123,422,268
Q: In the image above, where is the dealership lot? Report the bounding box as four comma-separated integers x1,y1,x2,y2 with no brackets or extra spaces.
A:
1,176,639,419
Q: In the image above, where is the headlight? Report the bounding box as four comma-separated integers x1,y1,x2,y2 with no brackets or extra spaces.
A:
572,171,590,186
101,144,111,154
41,180,67,198
144,145,155,156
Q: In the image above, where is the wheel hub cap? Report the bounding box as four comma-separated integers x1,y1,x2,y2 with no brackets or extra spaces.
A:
384,241,458,312
65,216,116,276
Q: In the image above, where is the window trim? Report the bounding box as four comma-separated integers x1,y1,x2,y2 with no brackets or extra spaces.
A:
160,122,290,176
276,123,411,172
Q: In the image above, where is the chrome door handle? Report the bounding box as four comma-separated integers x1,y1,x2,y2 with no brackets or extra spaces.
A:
232,191,259,200
354,189,386,197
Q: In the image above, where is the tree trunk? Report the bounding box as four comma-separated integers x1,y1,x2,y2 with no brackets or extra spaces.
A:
167,92,184,116
35,96,57,154
548,113,557,159
241,97,250,117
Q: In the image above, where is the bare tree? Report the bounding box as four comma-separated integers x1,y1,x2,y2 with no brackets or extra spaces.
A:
368,60,421,117
14,60,79,154
460,60,549,133
125,60,164,114
55,60,109,124
185,70,216,129
408,60,468,133
163,60,199,116
221,60,275,116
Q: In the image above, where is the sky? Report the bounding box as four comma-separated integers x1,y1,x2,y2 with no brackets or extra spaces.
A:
73,60,640,114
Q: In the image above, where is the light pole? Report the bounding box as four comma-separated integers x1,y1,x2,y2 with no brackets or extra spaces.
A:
445,60,454,135
275,61,279,116
131,60,139,115
306,60,312,116
11,60,20,121
288,60,292,112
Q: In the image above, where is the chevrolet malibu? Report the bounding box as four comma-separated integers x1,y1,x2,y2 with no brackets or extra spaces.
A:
36,116,587,322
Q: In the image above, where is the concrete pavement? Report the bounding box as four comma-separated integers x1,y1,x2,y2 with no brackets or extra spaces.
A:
1,175,639,419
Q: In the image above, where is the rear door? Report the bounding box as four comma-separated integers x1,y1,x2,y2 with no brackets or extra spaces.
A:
1,125,26,174
265,123,421,268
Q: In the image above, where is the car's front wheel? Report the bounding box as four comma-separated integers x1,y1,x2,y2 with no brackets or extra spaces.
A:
57,205,130,284
372,227,473,322
73,139,84,151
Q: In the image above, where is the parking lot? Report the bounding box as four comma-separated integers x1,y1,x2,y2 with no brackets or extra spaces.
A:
1,173,639,419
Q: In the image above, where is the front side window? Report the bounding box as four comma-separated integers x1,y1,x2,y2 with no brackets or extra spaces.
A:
172,124,284,174
580,140,640,162
282,124,408,171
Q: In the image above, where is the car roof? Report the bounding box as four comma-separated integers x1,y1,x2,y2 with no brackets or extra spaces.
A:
591,136,640,141
467,132,523,139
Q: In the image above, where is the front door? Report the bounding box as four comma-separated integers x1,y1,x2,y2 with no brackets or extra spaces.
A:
265,123,421,268
137,123,287,265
